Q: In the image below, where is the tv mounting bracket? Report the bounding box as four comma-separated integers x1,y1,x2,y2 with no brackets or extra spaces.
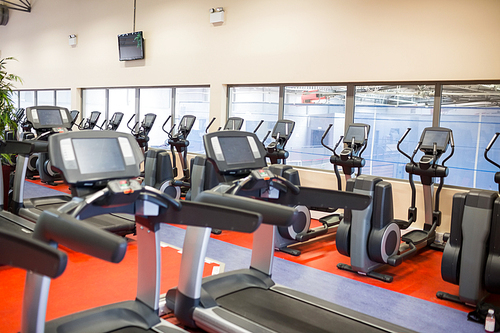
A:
1,0,31,13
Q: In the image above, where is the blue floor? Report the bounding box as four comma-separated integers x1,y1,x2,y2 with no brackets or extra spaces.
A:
24,181,486,333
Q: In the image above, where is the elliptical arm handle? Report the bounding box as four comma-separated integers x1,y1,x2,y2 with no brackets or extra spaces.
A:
485,132,500,169
262,130,271,145
320,124,336,154
206,117,216,133
332,136,343,158
253,120,264,133
126,114,136,132
442,131,455,167
161,116,173,139
397,128,413,162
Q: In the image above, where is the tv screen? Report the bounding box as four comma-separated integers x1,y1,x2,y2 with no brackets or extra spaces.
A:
118,31,144,61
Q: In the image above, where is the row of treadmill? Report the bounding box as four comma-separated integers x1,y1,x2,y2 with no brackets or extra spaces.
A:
0,105,499,332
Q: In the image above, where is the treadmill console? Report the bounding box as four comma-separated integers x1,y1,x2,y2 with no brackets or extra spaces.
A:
25,106,73,130
48,131,144,185
204,130,267,175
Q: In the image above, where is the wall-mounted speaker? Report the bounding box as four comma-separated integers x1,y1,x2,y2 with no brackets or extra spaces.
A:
0,6,9,26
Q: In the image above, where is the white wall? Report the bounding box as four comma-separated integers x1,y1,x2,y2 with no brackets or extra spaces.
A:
1,0,499,232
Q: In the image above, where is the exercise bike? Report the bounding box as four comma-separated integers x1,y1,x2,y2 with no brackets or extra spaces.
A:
437,132,500,306
337,126,454,282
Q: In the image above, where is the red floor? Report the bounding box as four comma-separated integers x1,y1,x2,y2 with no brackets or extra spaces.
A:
0,237,218,332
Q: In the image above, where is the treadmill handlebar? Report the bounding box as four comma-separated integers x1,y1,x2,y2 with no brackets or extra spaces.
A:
0,228,67,278
34,209,127,264
196,191,298,227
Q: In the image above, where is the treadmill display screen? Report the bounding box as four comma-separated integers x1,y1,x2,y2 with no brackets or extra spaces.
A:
421,130,449,151
38,109,63,126
72,138,126,174
219,136,255,165
344,125,366,144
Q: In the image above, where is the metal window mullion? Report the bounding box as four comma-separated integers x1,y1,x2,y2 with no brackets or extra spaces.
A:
345,84,355,132
53,90,57,106
135,88,140,120
34,90,37,106
105,89,110,120
433,83,442,127
278,85,284,120
171,87,176,120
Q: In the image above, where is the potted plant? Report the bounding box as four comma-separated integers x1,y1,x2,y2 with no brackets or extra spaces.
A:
0,57,22,207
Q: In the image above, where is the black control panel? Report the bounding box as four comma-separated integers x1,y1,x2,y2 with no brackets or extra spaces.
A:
204,130,267,175
25,106,73,130
48,131,144,186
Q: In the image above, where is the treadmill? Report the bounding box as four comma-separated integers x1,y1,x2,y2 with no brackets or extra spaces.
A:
166,130,416,333
19,129,277,333
10,106,136,236
0,139,39,235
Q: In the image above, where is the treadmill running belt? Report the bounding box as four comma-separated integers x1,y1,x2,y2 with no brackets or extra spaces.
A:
216,288,392,333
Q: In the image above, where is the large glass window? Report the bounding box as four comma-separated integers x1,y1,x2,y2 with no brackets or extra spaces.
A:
109,88,136,133
56,90,71,109
139,88,172,148
175,87,210,153
37,90,55,106
19,91,35,109
440,84,500,190
10,91,19,110
284,86,346,169
354,85,434,179
82,89,106,130
229,86,280,145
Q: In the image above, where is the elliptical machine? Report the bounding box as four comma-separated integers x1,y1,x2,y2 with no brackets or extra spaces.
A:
337,127,454,282
127,113,157,152
437,132,500,306
318,123,370,226
166,115,196,185
77,111,101,130
96,111,124,131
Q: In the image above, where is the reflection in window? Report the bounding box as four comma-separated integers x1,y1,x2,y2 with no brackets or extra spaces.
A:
354,85,434,179
440,84,500,190
229,87,279,146
175,87,210,154
284,86,346,169
140,88,172,147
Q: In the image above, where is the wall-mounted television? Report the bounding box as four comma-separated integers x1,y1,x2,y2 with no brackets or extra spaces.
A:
118,31,144,61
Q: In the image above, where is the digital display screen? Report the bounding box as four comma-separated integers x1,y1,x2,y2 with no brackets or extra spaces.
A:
421,130,449,150
224,118,243,130
219,136,255,165
118,32,144,61
38,109,63,126
272,121,294,139
72,138,126,174
179,116,195,131
344,125,366,144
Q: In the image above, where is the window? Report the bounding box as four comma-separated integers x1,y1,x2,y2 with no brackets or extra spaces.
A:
139,88,172,148
37,90,55,106
440,84,500,190
284,86,346,169
354,85,434,179
229,86,280,146
82,89,106,129
56,90,71,110
109,88,136,133
175,87,210,154
19,91,35,109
